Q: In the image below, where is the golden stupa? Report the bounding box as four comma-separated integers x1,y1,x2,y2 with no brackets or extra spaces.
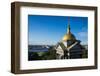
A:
62,24,76,41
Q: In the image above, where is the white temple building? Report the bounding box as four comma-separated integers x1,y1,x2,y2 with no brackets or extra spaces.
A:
55,24,87,59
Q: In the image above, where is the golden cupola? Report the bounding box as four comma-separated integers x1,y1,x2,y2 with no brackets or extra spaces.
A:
62,24,76,41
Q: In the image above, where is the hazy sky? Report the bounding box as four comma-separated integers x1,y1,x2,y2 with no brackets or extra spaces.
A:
28,15,88,45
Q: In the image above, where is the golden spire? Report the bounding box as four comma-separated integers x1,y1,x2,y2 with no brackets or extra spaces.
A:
67,17,71,34
62,17,76,41
67,24,71,34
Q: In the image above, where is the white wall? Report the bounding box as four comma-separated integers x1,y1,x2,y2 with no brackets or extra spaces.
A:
0,0,100,76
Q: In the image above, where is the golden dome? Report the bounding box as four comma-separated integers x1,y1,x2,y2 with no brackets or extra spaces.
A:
62,33,76,41
62,25,76,41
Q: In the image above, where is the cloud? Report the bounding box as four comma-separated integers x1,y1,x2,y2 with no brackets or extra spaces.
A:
77,31,88,45
78,32,87,37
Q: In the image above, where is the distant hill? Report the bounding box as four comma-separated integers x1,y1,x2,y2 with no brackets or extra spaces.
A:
28,45,54,52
